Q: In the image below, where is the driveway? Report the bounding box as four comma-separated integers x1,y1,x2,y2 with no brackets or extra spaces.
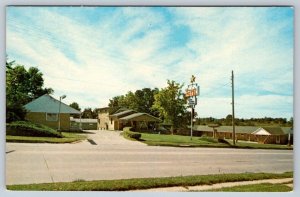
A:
6,130,293,185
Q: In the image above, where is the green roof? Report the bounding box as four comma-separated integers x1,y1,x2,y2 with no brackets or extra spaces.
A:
261,127,285,135
120,113,161,122
281,127,293,134
193,125,259,134
24,94,81,114
110,110,135,118
194,125,292,135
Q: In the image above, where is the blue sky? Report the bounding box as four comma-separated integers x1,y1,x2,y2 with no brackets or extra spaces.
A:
6,7,294,119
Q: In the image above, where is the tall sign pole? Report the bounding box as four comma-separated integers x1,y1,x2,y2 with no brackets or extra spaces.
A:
185,75,199,140
231,71,236,145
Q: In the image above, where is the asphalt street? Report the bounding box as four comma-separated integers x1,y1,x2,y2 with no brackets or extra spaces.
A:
6,130,293,185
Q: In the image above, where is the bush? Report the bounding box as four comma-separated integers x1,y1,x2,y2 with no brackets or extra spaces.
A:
123,127,141,140
123,127,134,132
6,121,63,138
218,138,231,145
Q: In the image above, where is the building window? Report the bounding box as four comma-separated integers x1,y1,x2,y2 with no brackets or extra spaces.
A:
46,113,58,121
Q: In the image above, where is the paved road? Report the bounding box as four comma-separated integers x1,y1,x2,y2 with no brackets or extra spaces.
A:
6,130,293,185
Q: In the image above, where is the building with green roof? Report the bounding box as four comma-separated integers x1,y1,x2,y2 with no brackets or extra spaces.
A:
24,94,81,131
98,108,161,131
193,125,292,145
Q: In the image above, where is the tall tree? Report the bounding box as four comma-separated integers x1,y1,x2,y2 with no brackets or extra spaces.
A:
107,88,159,116
69,102,81,111
134,88,159,116
82,108,98,119
82,108,93,119
152,80,187,133
6,60,53,122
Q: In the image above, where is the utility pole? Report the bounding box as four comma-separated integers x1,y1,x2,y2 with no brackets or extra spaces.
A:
231,70,236,145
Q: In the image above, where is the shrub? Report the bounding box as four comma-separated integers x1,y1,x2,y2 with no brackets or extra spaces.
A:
6,121,63,138
123,127,134,132
218,138,231,145
123,127,141,140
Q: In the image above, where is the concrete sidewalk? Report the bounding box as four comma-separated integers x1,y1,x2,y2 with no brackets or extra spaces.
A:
131,178,293,192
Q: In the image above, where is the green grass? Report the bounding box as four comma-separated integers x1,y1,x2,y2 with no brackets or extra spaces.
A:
7,172,292,191
134,133,292,150
203,183,292,192
6,132,86,143
140,133,228,147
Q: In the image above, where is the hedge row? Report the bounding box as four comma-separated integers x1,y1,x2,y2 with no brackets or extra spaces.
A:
6,121,63,138
123,127,141,140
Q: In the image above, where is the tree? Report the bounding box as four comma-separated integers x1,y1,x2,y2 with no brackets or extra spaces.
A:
152,80,187,133
225,114,233,126
82,108,98,119
69,102,81,111
82,108,93,119
134,88,159,116
107,88,159,116
6,60,53,122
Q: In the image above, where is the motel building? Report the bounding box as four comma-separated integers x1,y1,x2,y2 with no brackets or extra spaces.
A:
97,107,161,132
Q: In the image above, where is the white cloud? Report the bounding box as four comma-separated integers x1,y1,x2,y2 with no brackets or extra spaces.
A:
6,7,293,118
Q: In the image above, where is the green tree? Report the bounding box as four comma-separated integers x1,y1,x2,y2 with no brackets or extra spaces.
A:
69,102,81,111
152,80,187,133
134,88,159,116
6,60,53,122
82,108,98,119
108,88,159,116
82,108,93,119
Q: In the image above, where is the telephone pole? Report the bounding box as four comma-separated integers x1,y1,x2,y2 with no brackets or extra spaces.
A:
231,70,236,145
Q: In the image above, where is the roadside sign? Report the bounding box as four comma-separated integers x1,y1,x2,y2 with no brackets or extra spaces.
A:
185,86,200,97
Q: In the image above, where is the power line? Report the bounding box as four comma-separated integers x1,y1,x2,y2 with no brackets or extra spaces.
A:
200,82,231,97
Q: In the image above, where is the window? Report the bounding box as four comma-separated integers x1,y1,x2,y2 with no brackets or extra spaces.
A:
46,113,58,121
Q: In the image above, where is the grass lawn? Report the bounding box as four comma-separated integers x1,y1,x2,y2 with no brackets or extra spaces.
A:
6,132,86,143
7,172,292,191
137,133,292,150
202,183,292,192
140,133,228,147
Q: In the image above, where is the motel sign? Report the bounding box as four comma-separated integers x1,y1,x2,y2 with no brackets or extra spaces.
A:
186,75,199,140
185,86,199,97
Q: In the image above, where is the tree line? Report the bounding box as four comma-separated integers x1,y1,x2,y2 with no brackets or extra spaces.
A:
195,115,293,127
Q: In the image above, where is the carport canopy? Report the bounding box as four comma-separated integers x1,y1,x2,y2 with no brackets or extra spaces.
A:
119,113,161,122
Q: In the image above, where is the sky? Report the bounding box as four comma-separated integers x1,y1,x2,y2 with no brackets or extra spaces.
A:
6,6,294,119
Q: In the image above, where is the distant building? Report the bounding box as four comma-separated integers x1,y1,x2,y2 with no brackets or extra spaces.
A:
24,94,81,131
70,117,98,130
98,107,161,131
193,125,292,145
97,107,112,130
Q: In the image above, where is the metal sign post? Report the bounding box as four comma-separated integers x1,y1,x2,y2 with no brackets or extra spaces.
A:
185,75,199,140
